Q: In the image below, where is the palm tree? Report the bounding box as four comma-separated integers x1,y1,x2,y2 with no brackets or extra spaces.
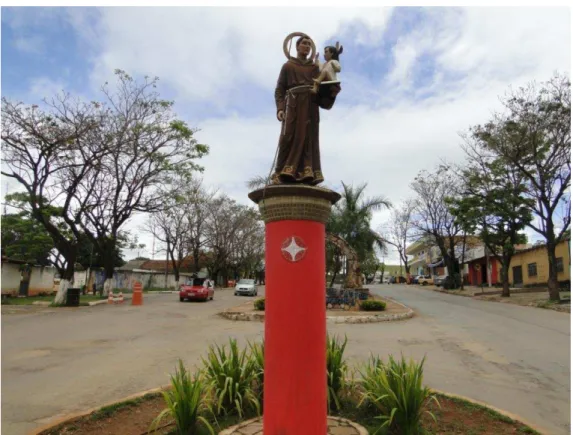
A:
246,175,269,191
329,182,391,261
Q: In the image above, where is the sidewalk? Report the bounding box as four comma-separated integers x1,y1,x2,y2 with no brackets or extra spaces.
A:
412,283,571,313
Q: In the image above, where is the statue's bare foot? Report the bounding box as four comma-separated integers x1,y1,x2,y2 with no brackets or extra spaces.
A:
310,83,319,94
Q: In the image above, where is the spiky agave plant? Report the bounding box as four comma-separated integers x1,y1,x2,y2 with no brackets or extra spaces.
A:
202,338,260,418
326,334,348,412
248,340,265,400
359,354,439,435
150,359,214,435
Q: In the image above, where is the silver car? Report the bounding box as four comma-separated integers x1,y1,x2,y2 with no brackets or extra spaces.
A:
234,279,257,296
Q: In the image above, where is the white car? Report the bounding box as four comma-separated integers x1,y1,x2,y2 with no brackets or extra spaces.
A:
234,279,257,296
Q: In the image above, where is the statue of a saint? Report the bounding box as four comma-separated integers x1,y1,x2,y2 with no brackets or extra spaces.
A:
271,33,341,186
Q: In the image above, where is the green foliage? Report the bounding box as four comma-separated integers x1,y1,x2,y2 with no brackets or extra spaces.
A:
361,252,381,282
360,300,387,311
1,212,55,265
253,298,265,311
328,182,390,264
151,360,214,435
201,338,260,418
76,232,127,269
359,354,438,435
327,334,348,412
248,340,265,405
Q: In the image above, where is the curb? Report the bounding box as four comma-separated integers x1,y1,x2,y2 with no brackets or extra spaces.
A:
431,389,549,435
29,386,545,435
88,296,132,306
219,416,368,435
219,297,415,324
29,384,170,435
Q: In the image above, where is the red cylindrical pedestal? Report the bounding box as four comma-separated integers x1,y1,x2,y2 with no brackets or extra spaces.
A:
264,219,326,434
249,185,340,435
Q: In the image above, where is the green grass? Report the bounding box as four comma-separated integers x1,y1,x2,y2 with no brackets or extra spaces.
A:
4,295,107,305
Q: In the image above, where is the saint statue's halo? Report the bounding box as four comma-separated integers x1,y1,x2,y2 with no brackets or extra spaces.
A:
283,32,316,61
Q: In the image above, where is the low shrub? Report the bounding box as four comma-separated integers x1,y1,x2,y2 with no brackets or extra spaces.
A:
360,300,386,311
327,334,348,412
150,359,214,435
249,340,265,406
253,298,265,311
359,354,438,435
202,338,260,418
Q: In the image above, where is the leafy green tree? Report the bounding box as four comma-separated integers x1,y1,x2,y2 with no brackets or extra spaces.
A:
76,232,126,270
328,182,390,263
471,74,570,301
2,70,208,300
448,155,533,296
1,212,55,265
360,252,380,283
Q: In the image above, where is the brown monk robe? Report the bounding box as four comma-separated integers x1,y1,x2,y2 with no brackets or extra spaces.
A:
273,37,341,185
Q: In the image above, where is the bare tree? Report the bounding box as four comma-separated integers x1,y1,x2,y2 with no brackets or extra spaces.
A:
72,71,207,295
204,196,261,286
410,166,463,287
380,200,416,278
186,178,216,274
2,95,104,303
473,74,570,300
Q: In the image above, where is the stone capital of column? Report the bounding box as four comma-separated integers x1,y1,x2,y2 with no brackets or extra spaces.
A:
248,185,341,224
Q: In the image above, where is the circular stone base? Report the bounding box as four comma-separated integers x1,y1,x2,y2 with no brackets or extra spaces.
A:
219,416,368,435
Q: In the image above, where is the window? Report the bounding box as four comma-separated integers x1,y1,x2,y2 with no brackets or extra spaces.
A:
556,257,564,273
527,263,537,277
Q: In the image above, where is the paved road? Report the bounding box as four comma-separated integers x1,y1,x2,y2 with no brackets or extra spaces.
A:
1,285,570,434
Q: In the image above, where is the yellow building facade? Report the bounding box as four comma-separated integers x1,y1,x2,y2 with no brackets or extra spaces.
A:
509,239,570,286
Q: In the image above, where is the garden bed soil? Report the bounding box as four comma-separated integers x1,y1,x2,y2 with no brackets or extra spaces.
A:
38,391,540,435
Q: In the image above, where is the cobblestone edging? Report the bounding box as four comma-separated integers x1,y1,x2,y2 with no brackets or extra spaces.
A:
219,298,414,324
219,415,368,435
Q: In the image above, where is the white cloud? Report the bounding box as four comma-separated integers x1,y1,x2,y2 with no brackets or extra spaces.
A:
66,7,393,102
7,7,570,266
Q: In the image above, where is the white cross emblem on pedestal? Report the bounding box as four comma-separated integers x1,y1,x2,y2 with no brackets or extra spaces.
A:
281,236,307,262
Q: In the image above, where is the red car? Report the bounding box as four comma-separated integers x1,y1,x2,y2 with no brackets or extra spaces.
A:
179,278,214,302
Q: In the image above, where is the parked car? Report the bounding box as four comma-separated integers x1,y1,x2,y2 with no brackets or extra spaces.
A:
179,278,214,302
235,279,257,296
418,275,434,286
433,275,449,287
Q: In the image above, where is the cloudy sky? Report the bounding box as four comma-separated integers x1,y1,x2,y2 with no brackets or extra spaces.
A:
1,6,570,263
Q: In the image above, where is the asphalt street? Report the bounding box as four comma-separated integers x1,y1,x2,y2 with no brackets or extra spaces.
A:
1,284,570,434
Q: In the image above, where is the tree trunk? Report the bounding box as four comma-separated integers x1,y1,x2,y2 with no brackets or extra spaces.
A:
53,255,75,304
193,247,200,273
54,278,71,305
330,269,338,288
103,278,113,296
103,250,116,296
500,257,511,297
460,232,467,290
546,242,561,301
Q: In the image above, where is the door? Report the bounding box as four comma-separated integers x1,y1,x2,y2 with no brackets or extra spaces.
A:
19,267,30,296
512,266,523,286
